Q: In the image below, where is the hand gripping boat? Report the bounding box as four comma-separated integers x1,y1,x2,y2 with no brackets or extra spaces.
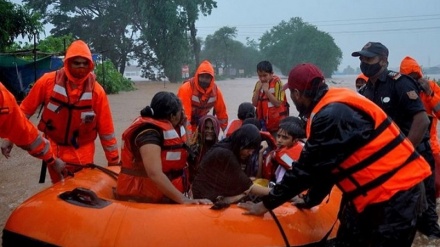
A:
3,166,341,247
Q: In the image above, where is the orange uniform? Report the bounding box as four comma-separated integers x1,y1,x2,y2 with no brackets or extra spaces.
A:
19,40,119,182
177,60,228,133
0,82,55,163
400,56,440,198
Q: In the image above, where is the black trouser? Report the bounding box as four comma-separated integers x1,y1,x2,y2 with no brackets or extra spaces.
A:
416,141,440,235
336,183,423,247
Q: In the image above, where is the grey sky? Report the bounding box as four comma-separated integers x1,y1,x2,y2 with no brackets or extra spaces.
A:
195,0,440,71
10,0,440,72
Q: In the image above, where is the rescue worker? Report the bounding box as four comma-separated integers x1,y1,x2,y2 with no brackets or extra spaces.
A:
355,73,368,92
400,56,440,200
352,42,440,238
177,60,228,136
115,91,211,204
2,40,120,184
238,63,431,247
251,61,289,136
224,102,256,138
0,82,66,179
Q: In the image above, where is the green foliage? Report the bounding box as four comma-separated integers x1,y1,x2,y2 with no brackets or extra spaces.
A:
201,26,262,78
94,60,135,94
24,0,218,82
259,17,342,77
24,0,138,75
0,0,43,51
8,34,74,54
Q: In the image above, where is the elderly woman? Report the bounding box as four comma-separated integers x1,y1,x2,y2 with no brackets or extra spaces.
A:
191,124,270,203
116,91,211,205
188,115,221,182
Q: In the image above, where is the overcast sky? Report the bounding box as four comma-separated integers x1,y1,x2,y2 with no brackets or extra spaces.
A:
11,0,440,71
195,0,440,71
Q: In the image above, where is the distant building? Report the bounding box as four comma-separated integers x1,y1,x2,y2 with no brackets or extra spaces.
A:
123,66,146,82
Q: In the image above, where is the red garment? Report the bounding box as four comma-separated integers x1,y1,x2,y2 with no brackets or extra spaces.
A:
254,75,289,132
0,82,54,162
308,88,431,212
272,142,304,183
37,69,96,146
20,40,119,182
177,60,228,133
225,119,242,138
116,117,188,202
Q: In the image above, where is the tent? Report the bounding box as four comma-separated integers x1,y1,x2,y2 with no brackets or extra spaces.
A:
0,54,63,101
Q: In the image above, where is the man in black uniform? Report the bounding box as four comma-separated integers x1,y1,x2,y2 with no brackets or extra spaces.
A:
238,63,430,247
352,41,440,238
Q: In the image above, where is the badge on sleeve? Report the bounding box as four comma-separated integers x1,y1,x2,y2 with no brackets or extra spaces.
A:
406,90,418,100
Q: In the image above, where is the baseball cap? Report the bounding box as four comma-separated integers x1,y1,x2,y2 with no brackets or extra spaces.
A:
282,63,325,91
351,42,389,58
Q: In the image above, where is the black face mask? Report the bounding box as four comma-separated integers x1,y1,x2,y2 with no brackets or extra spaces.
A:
360,61,382,77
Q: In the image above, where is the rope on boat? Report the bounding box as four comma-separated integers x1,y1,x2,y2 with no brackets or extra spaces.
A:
268,209,290,247
66,163,119,180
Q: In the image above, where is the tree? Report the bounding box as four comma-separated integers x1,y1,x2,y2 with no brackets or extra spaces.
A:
202,27,238,73
23,0,136,75
178,0,217,66
24,0,217,82
259,17,342,77
0,0,42,52
342,65,356,75
201,27,262,78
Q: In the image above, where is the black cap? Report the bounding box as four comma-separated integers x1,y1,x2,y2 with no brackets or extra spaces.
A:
352,42,389,58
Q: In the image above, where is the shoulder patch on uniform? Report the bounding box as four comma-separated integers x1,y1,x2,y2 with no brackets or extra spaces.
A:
387,71,401,80
406,90,418,100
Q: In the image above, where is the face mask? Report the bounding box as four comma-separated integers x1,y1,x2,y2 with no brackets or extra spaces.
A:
70,67,90,79
199,81,210,89
360,62,382,77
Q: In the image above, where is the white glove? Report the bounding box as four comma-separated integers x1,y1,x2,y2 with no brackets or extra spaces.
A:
1,139,14,158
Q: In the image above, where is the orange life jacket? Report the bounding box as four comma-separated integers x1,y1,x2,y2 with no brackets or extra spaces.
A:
225,119,242,138
37,68,96,148
306,88,431,212
185,78,218,126
258,131,277,180
420,80,440,154
263,142,303,181
272,143,303,170
256,76,289,132
117,117,188,202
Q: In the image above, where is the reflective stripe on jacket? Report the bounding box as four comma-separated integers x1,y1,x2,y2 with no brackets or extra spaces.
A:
0,82,53,161
307,88,431,212
117,117,188,202
272,143,303,170
37,68,96,147
188,78,218,126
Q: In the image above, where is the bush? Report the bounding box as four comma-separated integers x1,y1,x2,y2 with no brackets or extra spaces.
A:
94,60,135,94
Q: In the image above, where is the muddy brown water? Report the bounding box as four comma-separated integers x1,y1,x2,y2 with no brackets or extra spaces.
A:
0,76,439,246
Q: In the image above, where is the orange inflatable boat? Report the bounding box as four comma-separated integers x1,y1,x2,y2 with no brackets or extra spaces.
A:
3,166,341,247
